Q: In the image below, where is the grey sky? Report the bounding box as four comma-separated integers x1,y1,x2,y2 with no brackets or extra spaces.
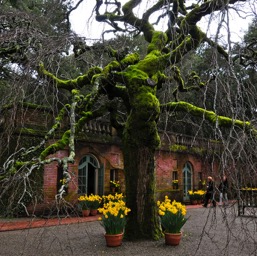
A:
70,0,256,43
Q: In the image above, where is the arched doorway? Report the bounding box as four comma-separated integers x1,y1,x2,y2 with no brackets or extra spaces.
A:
183,162,193,201
78,154,104,195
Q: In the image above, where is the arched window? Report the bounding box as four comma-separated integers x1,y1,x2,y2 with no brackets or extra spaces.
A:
78,154,104,195
183,162,193,201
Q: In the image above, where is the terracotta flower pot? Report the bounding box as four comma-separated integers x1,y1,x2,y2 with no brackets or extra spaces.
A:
191,200,198,205
104,233,123,247
164,232,182,246
82,209,90,217
90,209,98,216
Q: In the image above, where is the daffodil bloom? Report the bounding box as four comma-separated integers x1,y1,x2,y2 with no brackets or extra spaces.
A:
157,197,188,233
159,210,165,216
98,196,130,235
188,190,205,201
78,194,102,210
159,205,166,211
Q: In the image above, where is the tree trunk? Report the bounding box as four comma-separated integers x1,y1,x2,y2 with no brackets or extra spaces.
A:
123,109,162,240
123,145,162,240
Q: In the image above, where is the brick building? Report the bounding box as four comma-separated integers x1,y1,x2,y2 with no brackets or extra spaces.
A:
0,103,222,213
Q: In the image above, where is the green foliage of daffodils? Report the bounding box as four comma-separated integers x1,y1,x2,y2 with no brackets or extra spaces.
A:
157,196,188,234
98,194,131,235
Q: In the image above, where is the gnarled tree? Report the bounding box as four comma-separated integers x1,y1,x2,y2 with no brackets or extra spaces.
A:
1,0,257,240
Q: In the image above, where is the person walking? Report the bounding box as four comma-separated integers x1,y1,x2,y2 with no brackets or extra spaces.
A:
203,176,216,208
218,175,229,206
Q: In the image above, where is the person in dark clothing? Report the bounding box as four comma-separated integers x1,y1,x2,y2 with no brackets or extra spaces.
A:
203,176,216,208
218,175,229,206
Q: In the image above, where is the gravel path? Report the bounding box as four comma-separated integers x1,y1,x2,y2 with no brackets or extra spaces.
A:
0,205,257,256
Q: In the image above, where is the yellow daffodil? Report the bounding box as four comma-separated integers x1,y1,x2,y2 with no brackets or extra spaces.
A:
98,195,131,235
157,196,188,233
78,194,102,210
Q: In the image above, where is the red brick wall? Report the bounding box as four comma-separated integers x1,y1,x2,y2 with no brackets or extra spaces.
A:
156,151,177,189
44,149,69,203
42,142,219,207
42,142,125,204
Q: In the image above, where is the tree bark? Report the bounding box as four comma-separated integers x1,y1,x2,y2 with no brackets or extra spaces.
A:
123,142,162,240
123,103,162,240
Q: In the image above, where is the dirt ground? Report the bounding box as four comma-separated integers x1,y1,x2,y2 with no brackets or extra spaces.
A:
0,205,257,256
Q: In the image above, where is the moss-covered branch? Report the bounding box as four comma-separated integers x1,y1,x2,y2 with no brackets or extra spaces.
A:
142,0,168,22
39,88,103,160
39,62,102,91
162,101,257,135
172,66,207,101
56,90,78,198
205,37,229,61
39,130,71,160
95,0,155,42
18,104,69,160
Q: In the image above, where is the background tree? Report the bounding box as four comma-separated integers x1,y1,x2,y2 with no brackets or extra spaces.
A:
0,0,80,215
0,0,257,241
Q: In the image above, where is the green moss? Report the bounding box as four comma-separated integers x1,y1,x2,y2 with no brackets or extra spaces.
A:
124,118,160,149
55,106,69,122
169,144,220,156
76,66,102,87
120,66,148,86
20,128,46,137
2,102,51,112
39,62,73,89
71,89,80,95
218,116,250,127
147,31,168,53
90,60,120,88
122,1,131,13
19,102,49,110
141,51,162,68
75,111,93,132
39,130,70,160
14,161,26,169
103,60,120,75
121,53,140,67
107,46,117,57
190,147,206,155
132,90,160,121
152,71,167,86
170,144,188,152
165,101,254,132
2,161,30,176
170,36,193,63
39,63,102,90
119,44,166,150
136,51,168,76
115,33,169,81
189,25,204,43
122,79,161,149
